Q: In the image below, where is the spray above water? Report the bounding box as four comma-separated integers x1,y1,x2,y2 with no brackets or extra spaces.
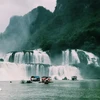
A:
0,62,27,81
49,65,82,80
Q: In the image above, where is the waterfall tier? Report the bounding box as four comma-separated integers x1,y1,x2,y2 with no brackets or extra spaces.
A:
62,49,99,66
4,49,99,66
5,49,51,65
49,65,82,80
0,62,49,81
0,62,27,81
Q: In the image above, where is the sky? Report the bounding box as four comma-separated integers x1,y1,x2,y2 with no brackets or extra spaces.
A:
0,0,56,33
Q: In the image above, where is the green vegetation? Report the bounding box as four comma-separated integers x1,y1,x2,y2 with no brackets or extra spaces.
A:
25,0,100,57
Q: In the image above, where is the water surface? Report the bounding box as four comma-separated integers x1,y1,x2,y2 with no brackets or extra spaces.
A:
0,80,100,100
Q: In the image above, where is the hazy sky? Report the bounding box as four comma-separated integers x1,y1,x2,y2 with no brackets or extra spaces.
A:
0,0,56,32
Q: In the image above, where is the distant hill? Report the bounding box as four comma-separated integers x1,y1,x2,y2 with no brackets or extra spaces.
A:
0,6,52,52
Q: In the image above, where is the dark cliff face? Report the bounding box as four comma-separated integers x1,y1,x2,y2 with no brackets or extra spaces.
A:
55,0,100,12
30,6,52,34
30,0,100,56
54,0,100,21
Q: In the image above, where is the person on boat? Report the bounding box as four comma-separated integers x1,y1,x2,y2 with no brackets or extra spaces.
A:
44,77,49,84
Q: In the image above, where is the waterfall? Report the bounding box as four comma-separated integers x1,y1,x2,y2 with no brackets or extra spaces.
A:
0,63,50,81
56,49,81,80
14,52,24,63
5,49,51,65
62,50,80,65
49,49,82,80
0,49,99,81
0,62,27,81
3,53,12,62
0,49,51,81
49,49,99,80
77,49,99,66
22,64,49,79
62,49,99,66
49,65,82,80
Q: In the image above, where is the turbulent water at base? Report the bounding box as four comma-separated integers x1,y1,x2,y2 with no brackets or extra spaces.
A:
0,49,99,81
49,49,99,80
0,62,27,81
49,65,82,80
0,62,49,81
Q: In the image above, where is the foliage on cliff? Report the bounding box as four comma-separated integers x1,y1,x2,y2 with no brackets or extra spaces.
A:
24,0,100,56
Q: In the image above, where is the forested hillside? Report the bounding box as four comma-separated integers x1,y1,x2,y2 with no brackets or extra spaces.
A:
27,0,100,56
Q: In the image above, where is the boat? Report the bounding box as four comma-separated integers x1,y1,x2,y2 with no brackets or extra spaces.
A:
71,76,77,80
30,76,40,81
41,76,53,84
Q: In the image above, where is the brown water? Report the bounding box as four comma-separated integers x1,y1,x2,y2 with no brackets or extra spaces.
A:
0,80,100,100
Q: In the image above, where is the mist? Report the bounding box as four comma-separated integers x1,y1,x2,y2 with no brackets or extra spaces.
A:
0,6,52,53
0,14,31,52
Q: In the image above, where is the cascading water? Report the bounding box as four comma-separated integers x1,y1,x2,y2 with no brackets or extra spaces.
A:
50,50,82,80
49,65,82,80
0,49,99,81
0,62,27,81
62,50,80,65
49,49,99,80
77,49,99,66
0,49,51,81
14,52,24,63
7,49,51,65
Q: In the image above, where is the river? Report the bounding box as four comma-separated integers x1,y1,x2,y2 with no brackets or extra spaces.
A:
0,79,100,100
